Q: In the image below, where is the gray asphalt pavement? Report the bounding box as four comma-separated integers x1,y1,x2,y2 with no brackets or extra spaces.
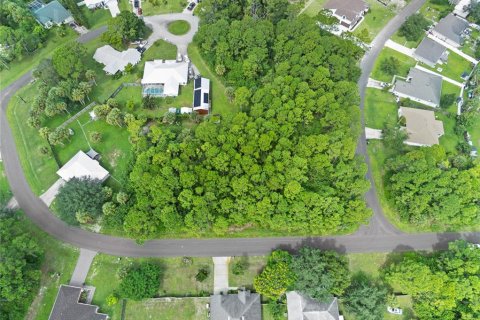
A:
1,5,479,257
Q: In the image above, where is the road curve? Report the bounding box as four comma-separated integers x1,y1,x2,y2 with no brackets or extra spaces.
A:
354,0,427,236
1,8,479,257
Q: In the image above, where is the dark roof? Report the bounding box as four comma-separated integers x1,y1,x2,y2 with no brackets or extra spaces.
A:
287,291,340,320
49,285,108,320
210,290,261,320
194,77,202,89
414,38,447,66
393,68,443,106
33,0,71,25
324,0,368,22
433,14,469,44
194,89,201,107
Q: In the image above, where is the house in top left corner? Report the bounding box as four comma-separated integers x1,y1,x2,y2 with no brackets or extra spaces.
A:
29,0,74,28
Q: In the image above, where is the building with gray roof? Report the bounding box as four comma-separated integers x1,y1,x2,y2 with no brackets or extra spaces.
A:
413,37,448,67
324,0,368,31
431,13,469,47
286,291,341,320
31,0,73,28
49,285,108,320
210,289,261,320
392,68,443,108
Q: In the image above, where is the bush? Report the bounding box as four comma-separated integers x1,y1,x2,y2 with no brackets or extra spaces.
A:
119,263,162,300
90,131,102,143
380,57,399,76
106,293,119,306
232,257,249,275
440,93,457,109
182,257,193,266
195,266,210,282
399,14,430,41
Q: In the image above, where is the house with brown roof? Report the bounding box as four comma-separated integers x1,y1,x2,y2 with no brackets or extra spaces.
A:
399,107,445,147
324,0,369,31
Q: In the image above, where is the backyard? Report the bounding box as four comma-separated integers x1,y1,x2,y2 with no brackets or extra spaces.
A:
371,47,417,82
419,0,453,23
364,88,398,129
420,50,473,83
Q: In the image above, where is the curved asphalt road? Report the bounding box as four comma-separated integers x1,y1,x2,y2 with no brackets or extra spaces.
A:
1,7,479,257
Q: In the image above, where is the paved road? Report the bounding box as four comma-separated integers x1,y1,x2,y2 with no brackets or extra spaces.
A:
1,3,479,257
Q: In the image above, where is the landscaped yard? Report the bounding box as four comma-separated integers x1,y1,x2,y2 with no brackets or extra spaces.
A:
353,0,397,43
437,110,462,154
188,45,237,116
371,47,417,82
420,50,474,83
419,0,453,23
85,254,214,318
124,298,209,320
364,88,398,129
0,28,76,90
141,0,186,16
390,31,423,49
229,256,266,289
81,6,112,30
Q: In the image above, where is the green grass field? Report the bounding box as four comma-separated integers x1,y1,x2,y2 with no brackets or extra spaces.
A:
141,0,186,16
85,254,214,318
0,28,77,90
390,32,423,49
364,88,398,129
229,256,267,289
0,163,12,206
353,0,397,43
421,50,473,83
188,45,237,116
371,47,417,82
124,298,209,320
301,0,328,16
168,20,191,35
419,0,453,23
81,7,112,30
7,83,60,195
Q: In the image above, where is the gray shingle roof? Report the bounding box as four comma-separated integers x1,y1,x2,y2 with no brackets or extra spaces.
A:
433,14,469,45
324,0,368,23
393,68,443,106
33,0,72,25
414,37,447,66
49,285,108,320
287,291,340,320
210,290,261,320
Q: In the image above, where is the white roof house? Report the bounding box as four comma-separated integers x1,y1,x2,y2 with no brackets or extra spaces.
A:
83,0,119,17
57,151,109,182
93,45,141,75
193,77,210,114
141,60,189,97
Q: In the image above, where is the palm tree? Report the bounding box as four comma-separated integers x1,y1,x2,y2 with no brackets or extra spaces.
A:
85,70,97,86
78,82,93,102
72,88,85,105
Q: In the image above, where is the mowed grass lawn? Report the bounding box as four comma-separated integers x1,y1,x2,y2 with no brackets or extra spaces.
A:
0,163,12,205
371,47,417,82
0,28,76,90
419,0,453,23
301,0,328,16
142,0,186,16
188,45,237,116
168,20,191,35
81,6,112,30
353,0,397,43
7,83,60,195
390,31,424,49
364,88,398,129
125,298,209,320
420,50,474,83
85,254,214,318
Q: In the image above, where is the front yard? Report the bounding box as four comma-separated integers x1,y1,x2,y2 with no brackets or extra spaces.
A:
124,298,209,320
364,88,398,129
352,0,397,43
371,47,417,82
141,0,186,16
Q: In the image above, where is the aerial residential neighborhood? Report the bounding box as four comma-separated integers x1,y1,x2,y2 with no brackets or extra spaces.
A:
0,0,479,320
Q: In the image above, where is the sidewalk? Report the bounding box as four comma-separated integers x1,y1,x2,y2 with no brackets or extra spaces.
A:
70,248,97,287
385,39,415,57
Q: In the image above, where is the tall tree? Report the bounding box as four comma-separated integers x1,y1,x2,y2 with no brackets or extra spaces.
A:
254,250,296,300
52,42,87,79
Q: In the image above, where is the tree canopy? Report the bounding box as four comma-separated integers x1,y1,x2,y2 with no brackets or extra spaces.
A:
101,11,146,49
386,145,480,229
343,273,387,320
52,42,87,79
291,247,350,302
386,240,480,319
56,177,107,225
123,9,370,239
399,13,430,41
0,211,43,320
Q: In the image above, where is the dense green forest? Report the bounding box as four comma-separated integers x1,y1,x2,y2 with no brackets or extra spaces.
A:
123,0,370,239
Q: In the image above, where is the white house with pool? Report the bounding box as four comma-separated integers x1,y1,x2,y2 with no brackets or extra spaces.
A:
141,60,189,97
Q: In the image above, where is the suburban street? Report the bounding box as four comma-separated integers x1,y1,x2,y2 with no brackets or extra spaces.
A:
1,1,479,257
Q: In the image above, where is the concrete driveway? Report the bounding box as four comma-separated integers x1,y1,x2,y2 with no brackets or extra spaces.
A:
143,13,199,56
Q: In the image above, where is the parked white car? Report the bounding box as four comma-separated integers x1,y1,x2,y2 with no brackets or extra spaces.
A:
387,307,403,315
